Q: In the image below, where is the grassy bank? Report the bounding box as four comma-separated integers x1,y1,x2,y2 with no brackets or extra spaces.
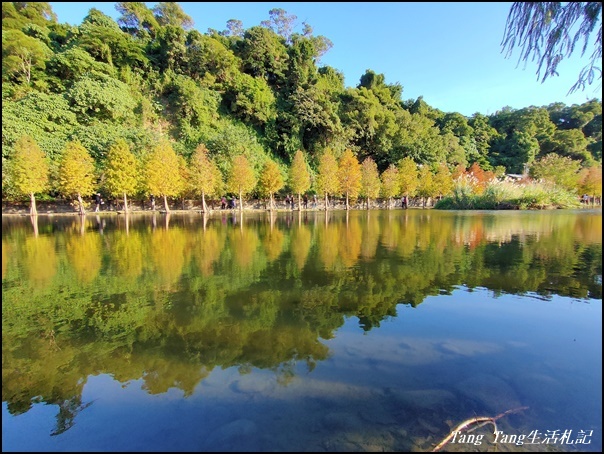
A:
434,178,583,210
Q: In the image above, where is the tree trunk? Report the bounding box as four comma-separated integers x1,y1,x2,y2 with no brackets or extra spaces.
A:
25,58,31,84
202,191,208,212
29,193,37,216
345,192,349,210
77,193,85,215
298,193,302,211
239,190,243,212
123,193,129,213
163,194,170,212
325,193,329,211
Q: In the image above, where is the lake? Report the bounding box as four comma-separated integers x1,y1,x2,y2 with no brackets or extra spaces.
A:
2,208,602,452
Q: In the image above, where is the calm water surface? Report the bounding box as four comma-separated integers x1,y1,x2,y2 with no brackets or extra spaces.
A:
2,209,602,452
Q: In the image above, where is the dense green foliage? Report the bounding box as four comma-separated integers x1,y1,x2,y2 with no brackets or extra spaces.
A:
1,2,602,206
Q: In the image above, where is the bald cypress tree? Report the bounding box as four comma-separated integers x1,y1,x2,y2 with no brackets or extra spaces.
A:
316,148,340,210
104,139,139,213
338,149,362,210
10,135,49,216
258,159,284,211
360,157,381,210
289,150,311,211
145,140,184,213
58,141,96,215
227,154,257,212
380,164,399,210
189,144,222,212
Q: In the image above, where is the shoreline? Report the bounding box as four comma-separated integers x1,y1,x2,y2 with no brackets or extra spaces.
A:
1,200,419,216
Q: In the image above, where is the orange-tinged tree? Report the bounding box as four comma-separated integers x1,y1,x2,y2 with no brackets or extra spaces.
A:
144,139,184,213
258,159,284,210
467,162,495,194
578,165,602,203
58,140,96,215
189,144,222,212
104,139,139,213
227,154,257,212
289,149,311,211
360,157,381,210
398,156,419,198
380,164,399,209
315,148,340,210
338,149,362,210
10,135,49,216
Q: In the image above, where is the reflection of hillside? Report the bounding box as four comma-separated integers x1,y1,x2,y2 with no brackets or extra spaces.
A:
1,210,601,429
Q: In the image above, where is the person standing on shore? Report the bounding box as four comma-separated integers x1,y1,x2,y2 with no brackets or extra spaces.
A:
94,193,102,212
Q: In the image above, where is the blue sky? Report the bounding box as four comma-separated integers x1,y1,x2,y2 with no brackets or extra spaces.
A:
49,2,602,117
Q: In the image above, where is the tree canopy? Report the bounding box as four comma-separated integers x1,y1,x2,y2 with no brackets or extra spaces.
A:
1,2,601,210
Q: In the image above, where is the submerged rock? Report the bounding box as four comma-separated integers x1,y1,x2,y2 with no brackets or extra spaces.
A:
455,373,522,413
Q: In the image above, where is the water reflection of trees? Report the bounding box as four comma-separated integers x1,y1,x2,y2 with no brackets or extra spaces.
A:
1,210,601,432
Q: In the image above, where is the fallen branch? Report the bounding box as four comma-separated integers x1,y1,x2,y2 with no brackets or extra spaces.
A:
431,406,529,452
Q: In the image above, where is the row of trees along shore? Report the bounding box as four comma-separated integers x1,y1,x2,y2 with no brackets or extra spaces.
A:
6,135,602,215
2,3,602,215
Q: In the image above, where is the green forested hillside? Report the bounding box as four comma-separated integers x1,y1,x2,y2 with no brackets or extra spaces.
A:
2,2,602,204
